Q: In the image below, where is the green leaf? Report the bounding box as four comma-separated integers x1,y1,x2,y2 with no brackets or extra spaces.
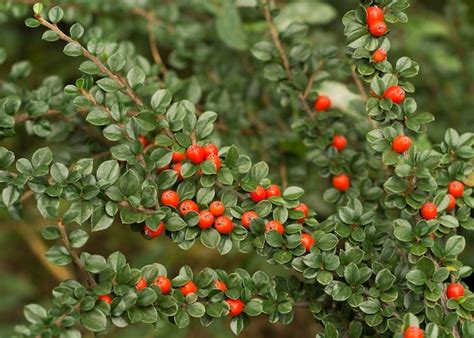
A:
69,229,89,248
375,269,396,291
69,23,84,39
445,235,465,257
81,308,107,332
107,52,126,72
45,245,72,266
127,66,145,88
2,186,19,207
50,163,69,184
200,229,221,249
151,89,172,111
215,0,247,51
24,304,47,324
118,170,141,196
283,186,304,200
32,147,53,169
187,302,206,318
63,43,83,57
96,78,120,92
406,269,427,286
48,6,64,23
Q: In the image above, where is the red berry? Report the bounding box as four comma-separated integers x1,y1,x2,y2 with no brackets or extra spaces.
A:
369,20,388,37
203,143,219,157
366,6,384,26
198,210,215,229
161,190,179,208
138,135,148,147
153,276,171,295
448,181,464,198
156,165,169,173
206,153,221,171
241,211,258,228
180,281,198,296
135,277,148,291
210,201,225,217
301,233,315,252
404,326,424,338
447,194,456,211
384,85,405,104
294,203,309,223
215,216,234,234
172,151,186,163
172,162,183,181
314,95,331,112
179,200,199,216
265,220,284,234
215,280,227,292
332,134,347,152
226,298,244,317
250,185,266,202
97,294,113,304
186,145,206,164
447,282,465,300
266,184,281,198
420,202,437,220
392,135,412,153
372,48,387,62
144,222,165,238
332,174,350,192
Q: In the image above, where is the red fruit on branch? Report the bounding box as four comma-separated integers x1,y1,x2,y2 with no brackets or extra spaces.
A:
198,210,215,229
332,134,347,151
369,20,387,36
215,280,227,292
366,6,384,26
265,220,284,234
153,276,171,295
179,200,199,216
206,153,221,171
180,281,198,296
392,135,412,153
372,48,387,62
172,151,186,163
314,95,331,112
301,233,315,252
172,162,183,181
420,202,437,220
226,298,244,317
447,194,456,211
265,184,281,198
250,185,266,202
203,143,218,157
241,211,258,228
186,144,206,164
97,294,113,304
332,174,350,192
448,180,464,198
135,277,148,291
384,85,405,104
144,222,165,238
161,190,179,208
210,201,225,216
294,203,309,223
447,282,465,300
138,135,148,147
215,216,234,234
404,326,424,338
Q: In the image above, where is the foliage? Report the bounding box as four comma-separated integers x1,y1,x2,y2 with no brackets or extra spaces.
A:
0,0,473,337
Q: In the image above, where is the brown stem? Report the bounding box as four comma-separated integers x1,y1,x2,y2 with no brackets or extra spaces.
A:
351,66,379,130
57,219,97,288
35,14,143,107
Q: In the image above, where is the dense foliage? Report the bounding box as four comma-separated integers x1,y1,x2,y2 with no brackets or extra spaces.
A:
0,0,473,337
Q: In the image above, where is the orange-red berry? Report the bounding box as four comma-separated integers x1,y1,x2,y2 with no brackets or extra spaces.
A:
179,200,199,216
138,135,148,147
180,281,198,296
420,202,437,220
448,181,464,198
135,277,148,291
332,134,347,152
172,151,186,163
153,276,171,295
332,174,350,192
161,190,179,208
384,85,405,104
250,185,266,202
198,210,215,229
215,216,234,234
203,143,219,157
97,294,113,304
226,298,244,317
372,48,387,62
206,153,221,171
265,220,284,234
266,184,281,198
447,194,456,211
210,201,225,217
301,233,315,252
366,6,384,26
144,222,165,238
172,162,183,181
392,135,412,153
447,282,464,300
314,95,331,112
369,20,387,37
294,203,309,223
404,326,424,338
186,145,206,164
215,280,227,292
241,211,258,228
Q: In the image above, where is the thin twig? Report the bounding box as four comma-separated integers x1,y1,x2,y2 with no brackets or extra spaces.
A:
351,66,379,130
35,13,143,107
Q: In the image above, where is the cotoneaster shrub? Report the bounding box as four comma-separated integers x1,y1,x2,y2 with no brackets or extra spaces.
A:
0,0,473,337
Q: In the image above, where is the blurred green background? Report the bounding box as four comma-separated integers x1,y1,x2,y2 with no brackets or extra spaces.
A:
0,0,473,337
